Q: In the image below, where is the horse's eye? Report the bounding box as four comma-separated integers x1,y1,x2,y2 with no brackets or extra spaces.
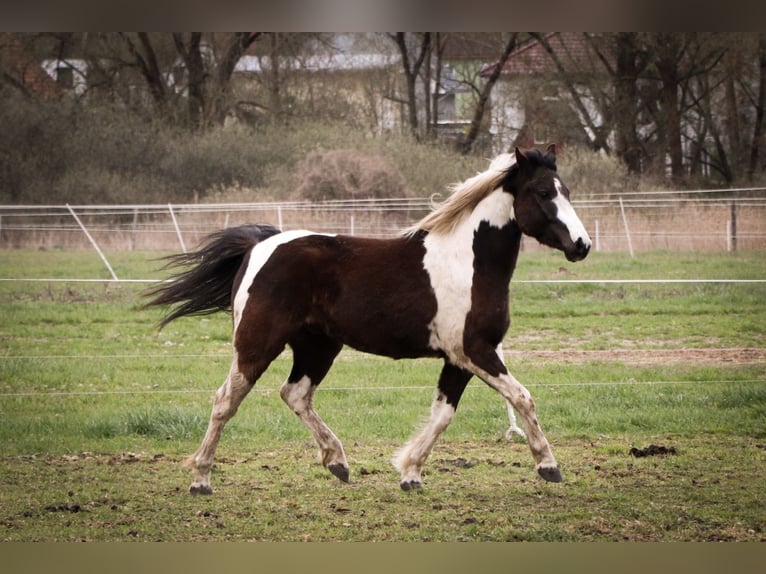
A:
538,190,550,199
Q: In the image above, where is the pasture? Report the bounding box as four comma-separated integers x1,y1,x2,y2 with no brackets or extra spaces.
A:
0,249,764,541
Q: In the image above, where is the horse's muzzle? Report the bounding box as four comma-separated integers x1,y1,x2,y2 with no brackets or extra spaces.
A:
565,237,591,262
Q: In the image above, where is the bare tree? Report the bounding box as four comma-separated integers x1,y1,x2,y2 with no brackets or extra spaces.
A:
460,33,518,155
390,32,431,139
590,33,649,173
530,32,612,153
749,34,766,179
104,33,263,127
427,32,448,140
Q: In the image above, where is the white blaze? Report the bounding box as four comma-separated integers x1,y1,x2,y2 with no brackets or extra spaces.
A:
553,178,591,247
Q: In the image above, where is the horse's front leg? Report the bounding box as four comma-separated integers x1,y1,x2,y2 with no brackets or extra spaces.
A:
392,362,472,490
466,346,561,482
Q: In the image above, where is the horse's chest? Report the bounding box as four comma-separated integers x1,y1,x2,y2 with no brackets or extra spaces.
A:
422,222,517,362
421,235,479,360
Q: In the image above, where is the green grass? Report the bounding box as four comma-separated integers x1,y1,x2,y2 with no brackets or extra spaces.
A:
0,249,764,540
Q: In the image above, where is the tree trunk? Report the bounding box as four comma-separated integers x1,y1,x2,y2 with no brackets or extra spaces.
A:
654,34,685,180
121,33,168,111
267,33,283,121
392,33,431,139
428,33,447,140
212,32,262,124
460,34,518,154
749,33,766,179
723,48,744,179
531,32,610,153
613,33,643,173
173,33,205,128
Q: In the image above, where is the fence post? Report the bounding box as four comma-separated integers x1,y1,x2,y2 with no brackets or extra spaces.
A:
130,208,138,251
594,219,600,252
277,206,283,231
726,220,731,252
619,197,635,258
730,201,738,252
66,204,118,281
168,203,187,253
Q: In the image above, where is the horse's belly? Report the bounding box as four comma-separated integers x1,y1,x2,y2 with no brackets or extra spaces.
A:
318,306,436,360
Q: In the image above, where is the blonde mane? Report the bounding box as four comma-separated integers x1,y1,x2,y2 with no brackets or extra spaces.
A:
405,153,516,236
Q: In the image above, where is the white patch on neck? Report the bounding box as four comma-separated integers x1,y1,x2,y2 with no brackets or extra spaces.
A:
553,178,591,247
232,230,333,330
422,188,514,364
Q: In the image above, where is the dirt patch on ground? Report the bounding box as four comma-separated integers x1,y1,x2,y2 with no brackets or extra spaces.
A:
503,347,766,366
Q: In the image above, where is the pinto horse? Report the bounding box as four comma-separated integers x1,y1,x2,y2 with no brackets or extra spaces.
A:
144,145,591,494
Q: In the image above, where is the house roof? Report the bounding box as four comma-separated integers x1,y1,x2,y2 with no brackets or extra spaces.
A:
440,33,512,61
0,33,63,98
480,32,607,77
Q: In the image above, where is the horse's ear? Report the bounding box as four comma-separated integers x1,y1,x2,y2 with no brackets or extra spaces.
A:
545,143,557,157
514,147,528,166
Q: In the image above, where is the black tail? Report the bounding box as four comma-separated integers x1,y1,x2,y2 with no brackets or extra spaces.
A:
143,224,282,328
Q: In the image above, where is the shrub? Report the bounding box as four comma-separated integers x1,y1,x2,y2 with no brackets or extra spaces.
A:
556,146,637,198
0,94,656,207
293,148,406,201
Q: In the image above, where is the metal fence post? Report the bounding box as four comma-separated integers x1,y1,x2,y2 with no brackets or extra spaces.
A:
619,197,634,258
66,204,118,280
168,203,187,253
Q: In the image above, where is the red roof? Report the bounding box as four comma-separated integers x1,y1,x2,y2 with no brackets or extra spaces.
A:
481,32,608,77
0,33,63,99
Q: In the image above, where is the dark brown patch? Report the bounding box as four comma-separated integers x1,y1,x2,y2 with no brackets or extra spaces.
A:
238,233,437,362
463,220,521,377
629,445,677,457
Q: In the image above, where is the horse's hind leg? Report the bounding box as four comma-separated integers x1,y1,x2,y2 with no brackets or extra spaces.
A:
186,347,279,494
496,346,526,440
280,332,347,481
505,401,527,440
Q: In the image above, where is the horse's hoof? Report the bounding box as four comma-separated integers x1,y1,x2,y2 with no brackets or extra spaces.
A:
400,480,422,492
505,428,527,441
328,463,350,483
189,483,213,495
537,465,563,483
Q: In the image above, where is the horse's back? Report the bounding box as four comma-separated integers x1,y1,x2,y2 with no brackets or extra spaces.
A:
237,231,439,359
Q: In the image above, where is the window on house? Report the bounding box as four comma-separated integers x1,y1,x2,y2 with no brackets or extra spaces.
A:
436,93,456,122
55,66,74,89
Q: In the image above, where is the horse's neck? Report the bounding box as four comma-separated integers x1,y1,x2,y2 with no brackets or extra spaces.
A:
422,189,519,278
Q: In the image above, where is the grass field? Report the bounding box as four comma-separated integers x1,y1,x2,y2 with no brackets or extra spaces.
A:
0,248,764,541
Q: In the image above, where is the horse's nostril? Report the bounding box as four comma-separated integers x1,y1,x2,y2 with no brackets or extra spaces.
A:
575,237,590,258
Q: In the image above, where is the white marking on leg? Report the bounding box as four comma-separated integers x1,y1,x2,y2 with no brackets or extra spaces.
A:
496,344,526,440
280,376,348,473
393,391,457,487
505,401,526,440
468,361,558,471
553,178,591,248
187,355,250,493
280,374,314,414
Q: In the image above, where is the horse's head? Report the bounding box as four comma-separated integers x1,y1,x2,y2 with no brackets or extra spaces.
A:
506,144,591,262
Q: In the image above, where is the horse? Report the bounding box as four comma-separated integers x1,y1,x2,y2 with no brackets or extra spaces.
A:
143,145,592,494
